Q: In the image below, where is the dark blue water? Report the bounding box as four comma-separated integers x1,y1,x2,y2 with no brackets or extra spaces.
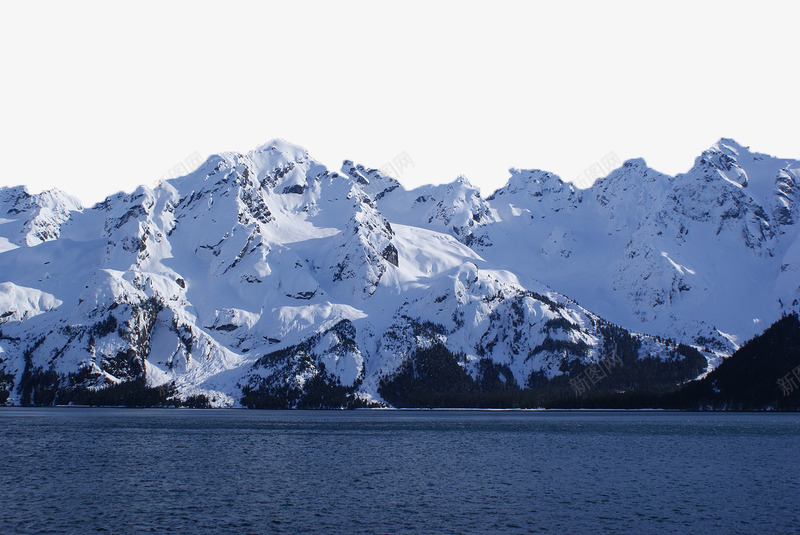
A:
1,409,798,534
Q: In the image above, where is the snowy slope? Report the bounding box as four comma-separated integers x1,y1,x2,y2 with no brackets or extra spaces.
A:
0,138,796,407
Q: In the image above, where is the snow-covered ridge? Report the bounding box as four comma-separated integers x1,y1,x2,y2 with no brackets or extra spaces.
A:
1,138,798,407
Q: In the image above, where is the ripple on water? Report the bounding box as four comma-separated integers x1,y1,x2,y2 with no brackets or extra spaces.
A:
1,409,799,534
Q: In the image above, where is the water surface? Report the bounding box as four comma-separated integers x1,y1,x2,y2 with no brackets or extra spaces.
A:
1,409,798,533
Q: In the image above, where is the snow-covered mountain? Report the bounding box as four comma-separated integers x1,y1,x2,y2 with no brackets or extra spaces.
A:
478,139,800,359
0,138,796,407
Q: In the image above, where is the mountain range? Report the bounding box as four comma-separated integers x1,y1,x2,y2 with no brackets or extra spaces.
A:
1,138,798,408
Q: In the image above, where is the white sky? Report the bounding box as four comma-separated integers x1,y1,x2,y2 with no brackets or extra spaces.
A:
1,1,798,205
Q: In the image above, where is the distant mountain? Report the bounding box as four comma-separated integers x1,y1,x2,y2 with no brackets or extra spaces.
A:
0,138,797,408
477,139,800,359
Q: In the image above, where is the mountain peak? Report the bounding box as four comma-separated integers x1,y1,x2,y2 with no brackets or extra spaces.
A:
0,185,82,211
340,161,401,201
0,186,82,247
621,157,649,169
454,175,474,188
713,137,749,155
495,169,567,195
0,184,31,200
249,138,309,160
